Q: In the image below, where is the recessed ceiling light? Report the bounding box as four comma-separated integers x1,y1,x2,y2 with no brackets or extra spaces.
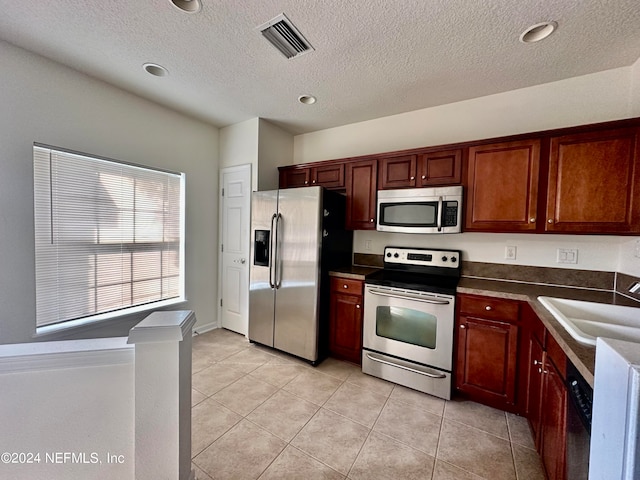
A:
298,95,317,105
519,21,558,43
170,0,202,13
143,63,169,77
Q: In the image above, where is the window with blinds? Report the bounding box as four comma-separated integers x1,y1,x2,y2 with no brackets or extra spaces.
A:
33,145,185,329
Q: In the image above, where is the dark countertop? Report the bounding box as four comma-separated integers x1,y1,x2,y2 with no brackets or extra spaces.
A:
458,277,640,387
329,266,380,280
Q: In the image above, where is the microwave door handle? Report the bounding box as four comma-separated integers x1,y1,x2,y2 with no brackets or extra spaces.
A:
368,288,451,305
437,196,443,232
269,213,277,288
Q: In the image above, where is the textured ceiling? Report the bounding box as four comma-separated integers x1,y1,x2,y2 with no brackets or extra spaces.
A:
1,1,639,134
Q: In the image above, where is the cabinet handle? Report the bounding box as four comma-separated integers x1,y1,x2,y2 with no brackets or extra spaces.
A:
343,284,348,289
304,180,309,185
312,179,316,184
530,217,536,223
547,219,553,224
370,218,375,223
533,360,541,366
356,304,361,309
485,305,492,311
410,176,415,180
460,324,466,329
421,175,426,180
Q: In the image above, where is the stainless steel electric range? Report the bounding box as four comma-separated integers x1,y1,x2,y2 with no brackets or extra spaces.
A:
362,246,462,400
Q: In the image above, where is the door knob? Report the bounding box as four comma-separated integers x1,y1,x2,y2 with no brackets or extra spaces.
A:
240,258,246,264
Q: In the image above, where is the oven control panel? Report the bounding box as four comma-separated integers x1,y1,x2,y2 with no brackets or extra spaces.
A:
383,246,460,268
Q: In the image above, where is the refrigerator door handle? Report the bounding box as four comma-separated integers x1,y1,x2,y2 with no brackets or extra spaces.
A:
275,213,283,289
269,213,277,288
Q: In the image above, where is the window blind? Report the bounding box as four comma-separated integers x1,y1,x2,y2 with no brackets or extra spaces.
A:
34,145,185,328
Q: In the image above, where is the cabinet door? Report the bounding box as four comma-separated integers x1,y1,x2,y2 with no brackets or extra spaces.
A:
419,149,462,186
379,155,417,189
311,163,345,189
456,316,519,407
346,160,378,230
329,279,363,364
279,167,310,188
526,336,545,448
540,359,567,480
466,139,540,232
546,127,640,233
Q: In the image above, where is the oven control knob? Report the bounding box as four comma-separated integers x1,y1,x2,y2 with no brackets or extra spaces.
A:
394,253,399,258
441,256,448,262
451,257,457,263
386,252,392,258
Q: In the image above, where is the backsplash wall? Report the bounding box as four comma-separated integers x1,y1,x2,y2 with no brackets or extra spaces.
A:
353,231,632,273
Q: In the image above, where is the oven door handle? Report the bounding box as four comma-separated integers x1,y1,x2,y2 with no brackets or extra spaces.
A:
365,353,447,379
437,195,443,232
367,288,451,305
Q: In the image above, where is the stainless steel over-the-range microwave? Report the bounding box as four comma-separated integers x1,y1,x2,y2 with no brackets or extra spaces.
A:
376,185,463,234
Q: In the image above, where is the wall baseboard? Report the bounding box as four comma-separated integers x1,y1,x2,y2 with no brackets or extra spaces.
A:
193,322,218,336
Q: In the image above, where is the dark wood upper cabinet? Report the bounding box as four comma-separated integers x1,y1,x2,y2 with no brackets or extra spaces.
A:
279,163,345,190
466,139,541,232
546,127,640,233
346,159,378,230
310,163,345,189
419,149,462,186
378,155,417,189
279,166,310,188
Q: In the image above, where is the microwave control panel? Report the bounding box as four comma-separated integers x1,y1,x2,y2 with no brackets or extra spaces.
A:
443,201,458,227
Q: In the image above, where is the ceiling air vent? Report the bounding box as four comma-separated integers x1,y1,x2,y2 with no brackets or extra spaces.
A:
257,13,314,59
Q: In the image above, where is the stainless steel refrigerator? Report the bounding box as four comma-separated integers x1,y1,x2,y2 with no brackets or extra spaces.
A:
249,186,352,364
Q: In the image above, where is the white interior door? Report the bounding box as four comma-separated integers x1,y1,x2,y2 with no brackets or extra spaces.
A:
219,164,251,335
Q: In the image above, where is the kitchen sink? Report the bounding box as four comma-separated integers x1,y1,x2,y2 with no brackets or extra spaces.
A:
537,296,640,346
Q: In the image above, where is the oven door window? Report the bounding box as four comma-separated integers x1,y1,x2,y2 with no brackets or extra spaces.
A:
376,306,437,349
379,202,438,227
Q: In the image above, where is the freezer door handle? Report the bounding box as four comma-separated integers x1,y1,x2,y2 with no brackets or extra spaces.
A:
275,213,283,289
269,213,277,288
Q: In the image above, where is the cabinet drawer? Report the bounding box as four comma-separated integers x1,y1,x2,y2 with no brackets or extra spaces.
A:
545,333,567,379
458,295,520,322
330,277,363,295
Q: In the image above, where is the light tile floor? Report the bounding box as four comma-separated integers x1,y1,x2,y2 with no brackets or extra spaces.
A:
191,328,546,480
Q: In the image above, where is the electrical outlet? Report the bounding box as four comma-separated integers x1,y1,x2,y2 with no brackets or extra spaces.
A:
364,240,372,251
557,248,578,264
505,246,517,260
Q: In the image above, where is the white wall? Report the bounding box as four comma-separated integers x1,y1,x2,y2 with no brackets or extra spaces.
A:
355,231,622,272
219,118,293,193
293,64,640,274
0,339,135,480
0,41,219,344
293,67,633,164
631,57,640,116
257,119,293,191
219,118,259,190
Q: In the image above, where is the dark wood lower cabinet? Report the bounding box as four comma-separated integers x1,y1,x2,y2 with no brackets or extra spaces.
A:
456,315,519,408
455,294,520,411
328,277,364,364
539,358,567,480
